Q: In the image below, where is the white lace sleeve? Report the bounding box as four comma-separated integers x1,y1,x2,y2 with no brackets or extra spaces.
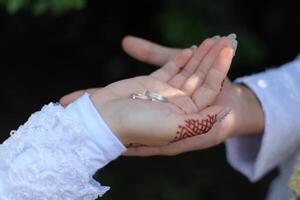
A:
0,93,126,200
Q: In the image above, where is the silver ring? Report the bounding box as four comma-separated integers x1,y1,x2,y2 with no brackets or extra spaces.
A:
130,93,152,100
145,91,168,102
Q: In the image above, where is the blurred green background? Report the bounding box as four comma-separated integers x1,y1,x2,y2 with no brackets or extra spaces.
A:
0,0,299,199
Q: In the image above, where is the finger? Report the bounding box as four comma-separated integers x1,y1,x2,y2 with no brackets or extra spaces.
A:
150,48,193,82
124,105,229,156
59,88,98,107
192,47,235,110
181,37,233,96
122,35,180,66
168,37,216,88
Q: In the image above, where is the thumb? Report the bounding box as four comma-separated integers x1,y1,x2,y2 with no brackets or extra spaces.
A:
122,35,180,66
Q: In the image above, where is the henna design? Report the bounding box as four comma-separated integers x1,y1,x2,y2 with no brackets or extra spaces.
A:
220,79,225,92
172,114,217,142
127,115,217,146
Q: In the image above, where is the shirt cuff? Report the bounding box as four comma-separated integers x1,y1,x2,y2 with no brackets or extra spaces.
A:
226,72,279,182
226,58,300,182
65,93,127,168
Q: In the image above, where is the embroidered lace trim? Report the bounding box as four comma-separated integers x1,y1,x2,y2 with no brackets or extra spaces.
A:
0,103,109,200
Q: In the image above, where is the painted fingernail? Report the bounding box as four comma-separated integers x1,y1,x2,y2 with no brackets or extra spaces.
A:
217,107,232,122
190,45,197,52
232,40,238,50
212,35,221,41
231,40,238,56
227,33,237,40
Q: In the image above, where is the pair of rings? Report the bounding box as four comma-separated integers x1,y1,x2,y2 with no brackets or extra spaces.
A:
130,45,198,103
131,91,168,103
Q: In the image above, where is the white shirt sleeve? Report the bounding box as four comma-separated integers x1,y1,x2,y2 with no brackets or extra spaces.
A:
225,56,300,182
0,93,126,200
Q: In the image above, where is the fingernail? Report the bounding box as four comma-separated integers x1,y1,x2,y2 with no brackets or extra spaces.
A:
212,35,221,41
227,33,237,40
231,40,238,56
217,107,232,122
190,45,197,52
232,40,238,50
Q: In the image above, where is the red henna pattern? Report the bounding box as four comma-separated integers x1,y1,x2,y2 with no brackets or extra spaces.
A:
172,114,217,142
220,79,225,91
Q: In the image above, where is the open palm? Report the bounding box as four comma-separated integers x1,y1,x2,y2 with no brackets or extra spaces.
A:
60,36,235,152
91,74,223,146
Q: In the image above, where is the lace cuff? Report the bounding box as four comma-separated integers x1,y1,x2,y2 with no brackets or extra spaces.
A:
0,94,126,199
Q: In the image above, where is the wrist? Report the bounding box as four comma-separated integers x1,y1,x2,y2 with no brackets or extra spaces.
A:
65,93,127,158
90,93,129,145
99,110,128,145
231,84,265,137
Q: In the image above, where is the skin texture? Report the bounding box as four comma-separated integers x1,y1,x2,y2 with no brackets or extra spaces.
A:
127,143,147,147
60,35,261,156
127,114,217,146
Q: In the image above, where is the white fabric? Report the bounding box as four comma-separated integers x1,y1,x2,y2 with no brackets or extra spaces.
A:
225,56,300,199
0,93,126,200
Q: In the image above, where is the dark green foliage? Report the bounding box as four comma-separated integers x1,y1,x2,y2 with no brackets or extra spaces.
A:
0,0,86,15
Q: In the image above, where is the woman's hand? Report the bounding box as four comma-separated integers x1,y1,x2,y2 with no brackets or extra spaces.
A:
90,36,235,146
90,75,224,147
60,35,241,154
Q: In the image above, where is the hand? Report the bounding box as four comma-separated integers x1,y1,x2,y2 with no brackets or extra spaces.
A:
120,35,265,156
88,44,231,147
60,36,235,149
60,35,252,155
